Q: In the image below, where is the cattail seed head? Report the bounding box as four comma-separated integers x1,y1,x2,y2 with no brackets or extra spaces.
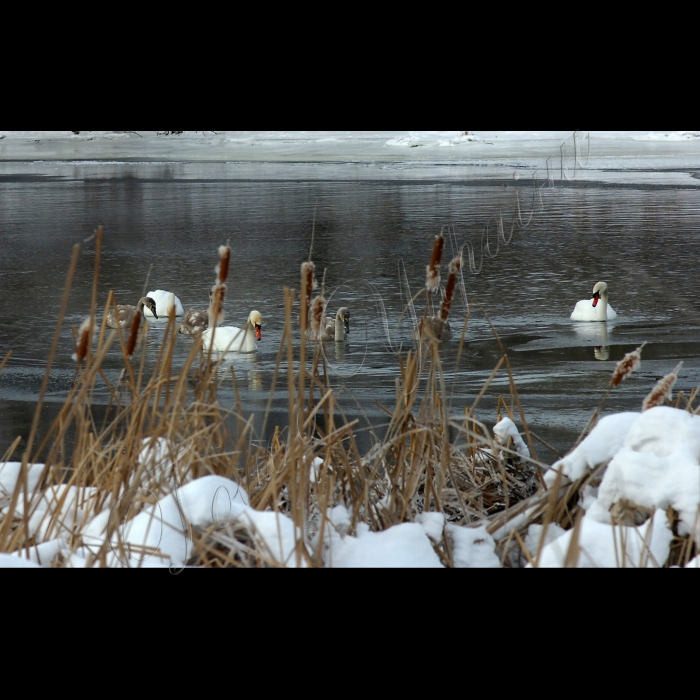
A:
208,283,226,327
300,261,316,330
611,342,646,387
310,295,326,338
642,361,682,411
426,235,445,293
126,313,141,358
439,253,462,322
216,245,231,285
72,317,92,362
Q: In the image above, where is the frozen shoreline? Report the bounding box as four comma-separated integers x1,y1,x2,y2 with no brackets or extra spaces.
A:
2,130,700,186
2,130,700,162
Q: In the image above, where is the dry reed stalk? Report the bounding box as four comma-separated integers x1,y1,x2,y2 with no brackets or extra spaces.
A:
310,295,326,338
72,318,92,363
611,342,646,387
426,235,444,293
642,361,682,411
0,350,12,375
125,312,142,358
33,327,118,467
439,253,462,322
208,283,226,328
216,244,231,284
299,261,316,331
562,509,585,567
90,226,103,321
18,241,80,510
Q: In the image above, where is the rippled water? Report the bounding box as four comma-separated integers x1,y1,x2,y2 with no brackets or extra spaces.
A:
2,160,700,463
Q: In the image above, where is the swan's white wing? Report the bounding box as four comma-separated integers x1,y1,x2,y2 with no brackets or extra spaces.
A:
570,299,593,321
202,325,255,353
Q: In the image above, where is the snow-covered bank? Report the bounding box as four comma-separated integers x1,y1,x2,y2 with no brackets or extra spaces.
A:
2,404,700,568
2,130,700,166
3,131,700,188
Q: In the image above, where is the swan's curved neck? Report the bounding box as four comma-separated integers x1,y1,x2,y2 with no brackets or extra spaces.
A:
243,321,257,351
595,289,608,320
334,314,344,340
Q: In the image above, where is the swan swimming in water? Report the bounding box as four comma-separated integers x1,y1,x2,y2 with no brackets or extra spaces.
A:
179,291,213,337
306,307,350,341
412,316,453,341
143,290,185,318
106,297,158,329
201,310,262,354
570,281,618,322
179,309,209,336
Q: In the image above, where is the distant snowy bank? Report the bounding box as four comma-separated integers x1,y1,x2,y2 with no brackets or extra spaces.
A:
2,131,700,167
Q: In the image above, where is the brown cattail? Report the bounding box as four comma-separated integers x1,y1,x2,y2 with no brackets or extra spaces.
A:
310,295,326,338
208,283,226,327
642,361,682,411
72,318,92,362
125,312,141,358
300,261,316,330
426,235,444,293
439,253,462,322
610,342,646,387
216,245,231,285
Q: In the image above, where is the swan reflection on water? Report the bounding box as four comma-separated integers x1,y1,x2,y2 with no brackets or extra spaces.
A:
328,341,347,363
572,320,611,361
215,353,263,391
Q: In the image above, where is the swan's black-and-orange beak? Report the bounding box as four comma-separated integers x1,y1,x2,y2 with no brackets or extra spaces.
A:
592,292,600,308
344,320,350,335
254,324,262,341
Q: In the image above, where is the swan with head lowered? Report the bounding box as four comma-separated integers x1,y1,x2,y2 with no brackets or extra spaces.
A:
106,296,158,329
142,289,184,318
306,307,350,341
570,281,618,322
201,310,262,354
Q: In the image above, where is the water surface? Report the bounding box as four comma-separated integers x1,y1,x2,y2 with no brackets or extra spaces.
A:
2,160,700,463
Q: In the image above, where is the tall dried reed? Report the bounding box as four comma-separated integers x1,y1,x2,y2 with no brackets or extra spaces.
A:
426,234,444,294
439,253,462,322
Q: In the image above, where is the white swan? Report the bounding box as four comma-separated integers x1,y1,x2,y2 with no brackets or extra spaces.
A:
307,307,350,341
201,310,262,354
570,281,618,322
143,289,184,318
106,296,158,329
412,316,453,341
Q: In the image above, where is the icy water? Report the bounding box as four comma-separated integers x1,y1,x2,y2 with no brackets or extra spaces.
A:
2,159,700,464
